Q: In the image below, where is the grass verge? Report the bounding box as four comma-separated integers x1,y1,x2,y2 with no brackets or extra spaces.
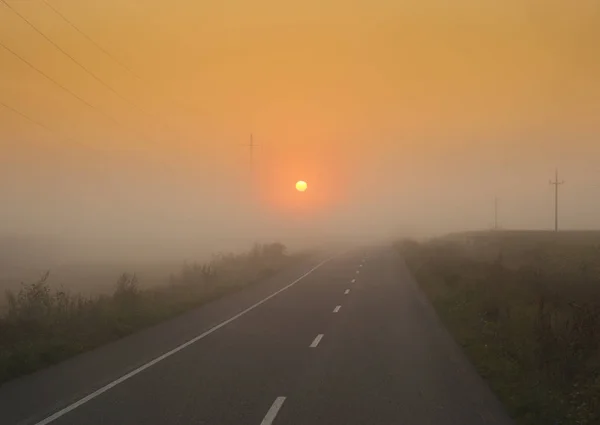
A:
397,237,600,425
0,242,298,385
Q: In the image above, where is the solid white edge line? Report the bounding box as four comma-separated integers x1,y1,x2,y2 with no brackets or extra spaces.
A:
333,305,341,313
32,257,335,425
310,334,324,348
260,396,287,425
344,289,350,294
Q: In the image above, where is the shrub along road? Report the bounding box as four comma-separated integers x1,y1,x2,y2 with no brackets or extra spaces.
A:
0,243,294,384
399,235,600,425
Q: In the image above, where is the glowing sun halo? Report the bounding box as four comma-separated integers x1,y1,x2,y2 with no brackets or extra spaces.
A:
296,180,307,192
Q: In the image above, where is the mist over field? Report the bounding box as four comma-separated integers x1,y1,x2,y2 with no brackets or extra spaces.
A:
1,0,600,293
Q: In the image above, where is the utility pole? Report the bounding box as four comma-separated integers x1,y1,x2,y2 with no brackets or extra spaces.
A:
549,169,565,232
494,196,499,230
242,133,258,173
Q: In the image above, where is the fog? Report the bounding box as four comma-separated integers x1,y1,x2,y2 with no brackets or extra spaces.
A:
1,1,599,290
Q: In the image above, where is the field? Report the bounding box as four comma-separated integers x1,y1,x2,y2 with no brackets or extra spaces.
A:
0,243,296,385
0,235,260,303
0,263,180,308
398,231,600,425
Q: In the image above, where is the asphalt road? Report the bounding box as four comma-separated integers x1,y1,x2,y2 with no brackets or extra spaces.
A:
0,246,514,425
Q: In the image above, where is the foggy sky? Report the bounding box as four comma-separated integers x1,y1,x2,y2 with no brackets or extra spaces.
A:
1,0,600,251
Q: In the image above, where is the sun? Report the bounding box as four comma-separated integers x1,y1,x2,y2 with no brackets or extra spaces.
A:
296,180,307,192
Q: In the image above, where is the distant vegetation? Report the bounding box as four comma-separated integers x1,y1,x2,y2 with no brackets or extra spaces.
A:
0,242,293,385
398,232,600,425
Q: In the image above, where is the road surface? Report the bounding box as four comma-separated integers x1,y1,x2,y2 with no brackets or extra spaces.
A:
0,246,513,425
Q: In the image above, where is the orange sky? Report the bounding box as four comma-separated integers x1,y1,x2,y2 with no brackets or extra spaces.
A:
1,0,599,239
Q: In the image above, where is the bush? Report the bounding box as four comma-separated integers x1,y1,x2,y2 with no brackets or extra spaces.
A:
0,243,292,384
399,237,600,425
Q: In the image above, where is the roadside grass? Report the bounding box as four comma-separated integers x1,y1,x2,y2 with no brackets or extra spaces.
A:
397,237,600,425
0,242,295,385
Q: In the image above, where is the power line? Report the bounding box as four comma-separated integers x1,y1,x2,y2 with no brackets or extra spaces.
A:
0,39,157,144
0,99,79,146
40,0,196,141
1,0,154,122
0,43,159,147
37,0,183,139
5,0,204,141
0,40,120,127
40,0,143,81
1,100,55,134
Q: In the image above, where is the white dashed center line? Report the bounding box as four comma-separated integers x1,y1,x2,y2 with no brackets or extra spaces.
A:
333,305,341,313
351,279,356,283
356,270,360,274
359,264,363,267
260,397,286,425
344,289,350,295
310,334,324,348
